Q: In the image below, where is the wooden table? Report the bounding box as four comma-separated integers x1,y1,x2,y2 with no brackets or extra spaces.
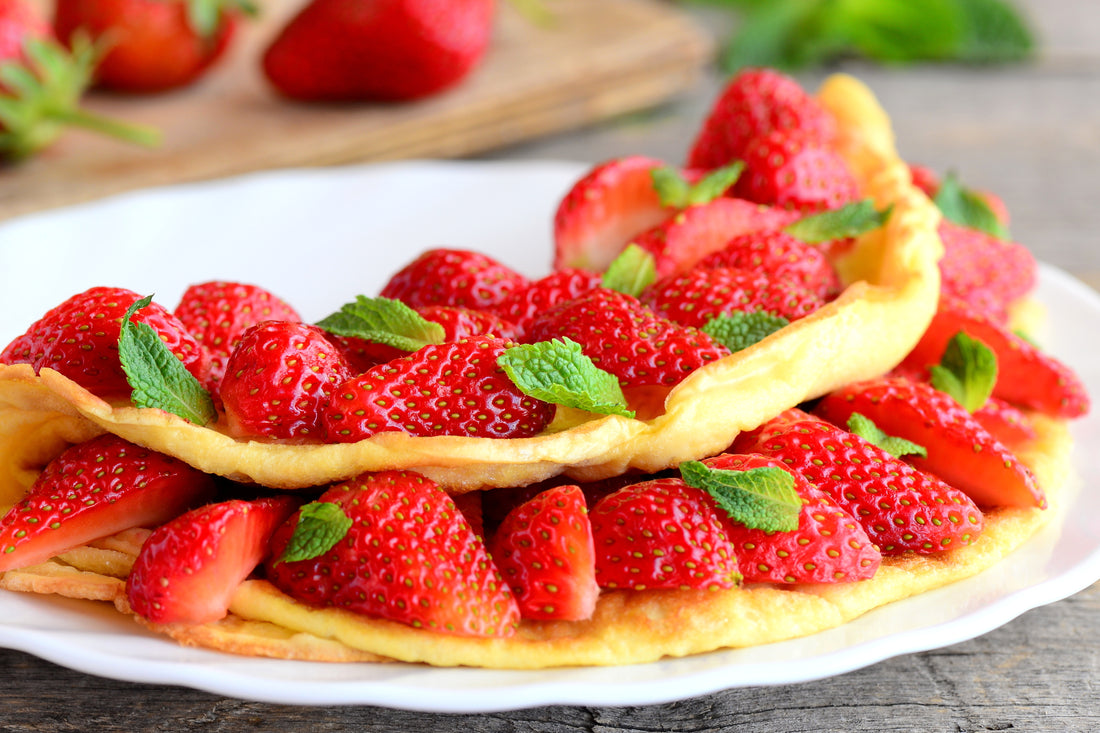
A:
1,1,1098,730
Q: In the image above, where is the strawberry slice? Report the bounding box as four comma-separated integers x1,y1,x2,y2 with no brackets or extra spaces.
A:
126,495,299,625
937,221,1036,323
488,484,598,621
974,396,1037,447
816,377,1046,509
0,434,216,572
696,228,842,299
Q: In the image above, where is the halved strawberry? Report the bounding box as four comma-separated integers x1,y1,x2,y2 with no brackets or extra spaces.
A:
696,228,841,299
0,434,216,572
974,396,1037,447
735,130,860,213
937,221,1036,323
380,248,529,311
126,495,299,625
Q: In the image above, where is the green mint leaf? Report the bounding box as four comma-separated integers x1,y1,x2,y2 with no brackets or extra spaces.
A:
837,0,964,63
784,199,889,243
933,171,1009,239
602,244,657,297
847,412,927,459
276,502,353,564
498,339,634,418
953,0,1034,63
680,460,801,533
650,162,743,207
701,311,788,353
316,296,445,352
118,295,216,426
929,330,998,413
719,0,824,72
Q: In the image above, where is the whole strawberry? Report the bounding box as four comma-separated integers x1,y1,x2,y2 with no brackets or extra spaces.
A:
262,0,495,101
380,248,528,312
735,129,859,212
324,335,553,441
696,228,841,299
220,321,353,440
490,269,601,336
0,286,205,398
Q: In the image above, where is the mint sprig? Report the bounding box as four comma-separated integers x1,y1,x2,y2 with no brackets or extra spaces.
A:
316,296,445,352
930,330,998,412
498,339,635,418
783,199,890,244
651,162,744,208
118,295,216,426
680,460,801,533
275,502,352,564
933,171,1010,239
701,311,789,353
602,244,657,297
847,412,927,459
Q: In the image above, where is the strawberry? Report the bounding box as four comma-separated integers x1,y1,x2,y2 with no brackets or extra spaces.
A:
524,288,729,389
379,249,528,312
488,484,598,621
490,269,601,336
126,495,298,625
908,164,1011,228
735,129,860,212
816,377,1046,509
262,0,494,101
642,266,824,329
220,321,353,440
0,0,50,57
323,336,554,441
53,0,246,93
936,220,1036,323
174,281,301,390
589,477,741,591
0,286,205,399
974,396,1037,447
902,296,1089,419
687,67,837,171
696,228,841,299
739,417,984,555
266,470,519,637
0,434,216,572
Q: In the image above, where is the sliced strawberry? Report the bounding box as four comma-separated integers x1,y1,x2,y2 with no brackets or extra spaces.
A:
126,495,299,625
937,220,1036,322
380,248,529,311
696,228,841,299
735,130,860,213
0,434,216,572
266,471,519,637
488,484,598,621
974,396,1037,447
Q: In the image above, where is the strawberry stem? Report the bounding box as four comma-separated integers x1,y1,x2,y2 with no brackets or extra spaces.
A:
48,106,161,148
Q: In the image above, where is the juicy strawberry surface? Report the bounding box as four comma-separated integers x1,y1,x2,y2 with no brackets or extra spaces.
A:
0,0,51,60
0,434,216,572
974,396,1037,447
266,471,519,637
696,228,841,299
324,336,554,441
488,484,598,621
735,130,860,213
524,288,730,389
220,321,353,440
490,269,601,336
127,495,299,625
379,248,529,312
0,286,205,398
937,220,1036,323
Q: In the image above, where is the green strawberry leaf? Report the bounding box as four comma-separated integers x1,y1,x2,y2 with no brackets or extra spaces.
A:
933,171,1009,239
847,412,927,458
701,311,789,353
679,460,801,532
783,198,890,243
316,296,445,352
651,162,744,207
602,244,657,297
498,339,635,418
930,330,998,412
118,295,217,426
275,502,352,564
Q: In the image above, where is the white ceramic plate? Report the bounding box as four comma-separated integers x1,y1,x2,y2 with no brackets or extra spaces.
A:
0,162,1097,713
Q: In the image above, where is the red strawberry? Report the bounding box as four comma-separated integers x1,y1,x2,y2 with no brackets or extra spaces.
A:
379,248,528,312
126,495,298,625
0,434,216,572
937,220,1036,323
553,156,675,272
524,288,730,389
490,269,601,336
220,321,353,440
53,0,244,92
0,286,205,398
687,67,837,171
643,266,824,329
735,130,860,213
174,281,301,390
589,477,741,591
701,453,881,584
974,396,1037,447
902,296,1089,419
696,228,841,299
816,377,1046,509
262,0,494,101
324,336,554,441
0,0,50,58
739,418,984,555
488,484,598,621
266,471,519,637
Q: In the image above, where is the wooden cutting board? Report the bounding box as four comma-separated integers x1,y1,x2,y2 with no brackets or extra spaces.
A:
0,0,713,221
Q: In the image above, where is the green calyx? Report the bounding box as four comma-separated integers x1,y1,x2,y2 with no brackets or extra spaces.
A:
186,0,257,40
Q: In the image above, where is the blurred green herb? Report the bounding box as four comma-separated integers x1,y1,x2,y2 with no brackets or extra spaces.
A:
685,0,1034,73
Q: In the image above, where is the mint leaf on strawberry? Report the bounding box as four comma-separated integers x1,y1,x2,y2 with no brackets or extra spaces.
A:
846,412,927,459
933,171,1010,239
317,296,445,352
783,199,889,243
702,311,788,353
276,501,352,564
679,460,801,532
602,244,657,297
498,339,634,418
119,295,216,426
930,330,998,412
651,162,744,207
